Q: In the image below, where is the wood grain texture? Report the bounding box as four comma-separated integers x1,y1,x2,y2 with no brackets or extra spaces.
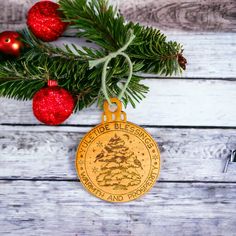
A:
0,181,236,236
1,0,236,32
1,1,236,234
0,0,34,31
0,125,235,181
1,79,236,127
115,0,236,32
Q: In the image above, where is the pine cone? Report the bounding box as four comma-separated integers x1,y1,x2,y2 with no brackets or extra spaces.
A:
178,53,187,70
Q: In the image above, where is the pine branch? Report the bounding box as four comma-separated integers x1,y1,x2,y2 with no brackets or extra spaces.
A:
0,29,148,109
60,0,122,50
127,24,184,75
0,0,186,111
59,0,186,75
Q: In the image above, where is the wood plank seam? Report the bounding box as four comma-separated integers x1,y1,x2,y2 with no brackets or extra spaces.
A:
1,178,236,184
1,124,236,129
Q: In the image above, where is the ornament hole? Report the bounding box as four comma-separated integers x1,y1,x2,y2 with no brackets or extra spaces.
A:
5,38,11,43
109,103,118,112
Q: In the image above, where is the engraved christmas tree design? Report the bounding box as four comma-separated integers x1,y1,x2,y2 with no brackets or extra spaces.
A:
95,134,143,190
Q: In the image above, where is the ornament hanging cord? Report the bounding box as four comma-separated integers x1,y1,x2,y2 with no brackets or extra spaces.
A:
89,30,135,105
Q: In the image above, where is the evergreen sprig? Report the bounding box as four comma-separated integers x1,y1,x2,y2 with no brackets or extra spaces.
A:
0,0,186,111
59,0,184,75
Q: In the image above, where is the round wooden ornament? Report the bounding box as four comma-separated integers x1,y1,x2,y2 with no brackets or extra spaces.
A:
76,98,161,202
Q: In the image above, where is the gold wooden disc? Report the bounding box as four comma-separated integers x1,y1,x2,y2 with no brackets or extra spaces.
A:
76,98,161,202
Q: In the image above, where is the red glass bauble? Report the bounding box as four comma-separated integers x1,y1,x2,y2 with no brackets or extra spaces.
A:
33,80,75,125
27,1,68,42
0,31,23,57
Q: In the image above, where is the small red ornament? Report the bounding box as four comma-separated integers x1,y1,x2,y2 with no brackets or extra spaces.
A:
27,1,68,42
33,80,74,125
0,31,23,57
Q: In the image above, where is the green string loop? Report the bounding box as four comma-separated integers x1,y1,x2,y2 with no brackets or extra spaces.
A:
89,30,135,105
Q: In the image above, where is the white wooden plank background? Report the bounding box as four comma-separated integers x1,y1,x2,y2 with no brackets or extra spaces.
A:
1,181,236,236
0,126,236,181
0,0,236,235
1,79,236,127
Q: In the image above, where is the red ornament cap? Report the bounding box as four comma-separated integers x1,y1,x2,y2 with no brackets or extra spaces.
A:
47,80,58,87
27,1,68,42
33,81,74,125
